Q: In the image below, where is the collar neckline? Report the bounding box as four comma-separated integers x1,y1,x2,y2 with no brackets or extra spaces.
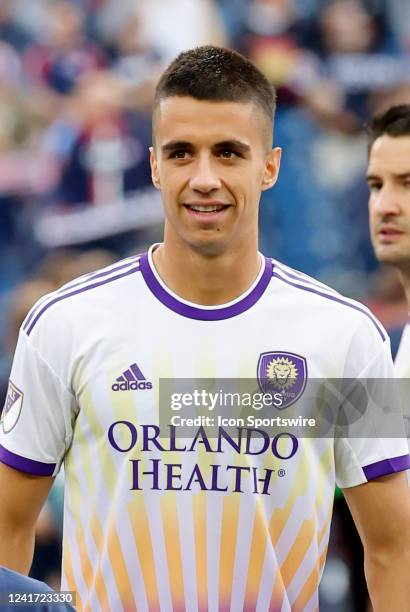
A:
139,244,272,320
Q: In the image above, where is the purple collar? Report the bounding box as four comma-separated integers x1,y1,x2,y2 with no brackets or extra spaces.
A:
139,248,272,320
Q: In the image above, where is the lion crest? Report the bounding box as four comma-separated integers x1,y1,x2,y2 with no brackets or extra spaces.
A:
266,357,298,390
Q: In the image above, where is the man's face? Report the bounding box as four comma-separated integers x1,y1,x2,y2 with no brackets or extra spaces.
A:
368,135,410,268
150,96,281,255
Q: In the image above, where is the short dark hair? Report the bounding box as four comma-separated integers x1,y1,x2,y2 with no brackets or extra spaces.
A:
153,46,276,145
367,105,410,151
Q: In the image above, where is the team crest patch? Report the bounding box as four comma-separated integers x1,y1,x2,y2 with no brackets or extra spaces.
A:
1,380,24,433
257,352,307,409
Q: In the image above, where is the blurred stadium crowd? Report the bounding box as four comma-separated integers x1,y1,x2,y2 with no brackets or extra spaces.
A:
0,0,409,608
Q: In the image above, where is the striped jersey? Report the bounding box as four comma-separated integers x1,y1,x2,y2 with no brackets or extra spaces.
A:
394,319,410,487
1,245,409,612
395,320,410,378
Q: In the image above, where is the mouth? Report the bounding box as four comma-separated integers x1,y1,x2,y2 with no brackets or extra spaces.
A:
183,203,231,221
377,227,405,243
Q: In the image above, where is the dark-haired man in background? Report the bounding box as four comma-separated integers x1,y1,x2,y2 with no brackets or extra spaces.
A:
0,47,409,611
368,104,410,380
367,104,410,493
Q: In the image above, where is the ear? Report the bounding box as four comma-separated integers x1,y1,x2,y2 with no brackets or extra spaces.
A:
261,147,282,192
150,146,161,190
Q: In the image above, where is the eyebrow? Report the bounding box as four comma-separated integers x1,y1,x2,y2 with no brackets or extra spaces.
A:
366,171,410,181
161,140,193,154
161,139,252,155
214,140,252,154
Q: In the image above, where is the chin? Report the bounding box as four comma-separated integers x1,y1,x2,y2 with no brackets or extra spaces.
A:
375,247,409,266
187,235,229,256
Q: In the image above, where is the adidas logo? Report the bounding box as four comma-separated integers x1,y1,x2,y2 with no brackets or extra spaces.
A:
112,363,153,391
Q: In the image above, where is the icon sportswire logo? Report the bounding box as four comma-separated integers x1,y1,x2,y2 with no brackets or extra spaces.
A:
112,363,153,391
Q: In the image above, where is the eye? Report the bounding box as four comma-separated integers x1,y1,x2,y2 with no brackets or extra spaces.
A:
170,150,191,160
368,182,382,193
218,150,238,159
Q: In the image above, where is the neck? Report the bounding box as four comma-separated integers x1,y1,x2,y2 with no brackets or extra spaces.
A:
152,238,261,305
398,268,410,311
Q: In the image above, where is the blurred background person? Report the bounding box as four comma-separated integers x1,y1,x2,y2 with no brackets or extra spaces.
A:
49,70,153,208
22,1,106,96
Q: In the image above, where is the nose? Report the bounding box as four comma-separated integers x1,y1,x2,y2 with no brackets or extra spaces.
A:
373,185,401,217
189,153,221,193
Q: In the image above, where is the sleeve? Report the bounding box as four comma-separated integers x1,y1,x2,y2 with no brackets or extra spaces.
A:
0,329,76,477
0,567,76,611
335,335,410,489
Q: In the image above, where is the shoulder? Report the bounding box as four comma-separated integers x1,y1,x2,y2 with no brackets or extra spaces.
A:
0,567,50,592
0,568,75,610
268,258,388,343
21,253,143,340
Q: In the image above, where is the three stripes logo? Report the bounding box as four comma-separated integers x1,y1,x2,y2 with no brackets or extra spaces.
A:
112,363,153,391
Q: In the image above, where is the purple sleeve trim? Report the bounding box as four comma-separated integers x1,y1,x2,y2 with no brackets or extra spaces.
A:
362,454,410,480
0,445,56,476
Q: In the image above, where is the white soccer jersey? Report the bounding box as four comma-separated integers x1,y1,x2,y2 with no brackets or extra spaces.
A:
394,319,410,486
395,320,410,378
1,245,409,612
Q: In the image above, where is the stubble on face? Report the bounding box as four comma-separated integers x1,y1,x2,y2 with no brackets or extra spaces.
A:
368,135,410,271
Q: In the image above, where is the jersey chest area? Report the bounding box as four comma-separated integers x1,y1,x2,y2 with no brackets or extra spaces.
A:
73,304,345,388
71,305,348,440
65,308,338,504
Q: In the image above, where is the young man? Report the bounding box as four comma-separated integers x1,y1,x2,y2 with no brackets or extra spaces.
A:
367,104,410,380
0,47,409,612
367,105,410,499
